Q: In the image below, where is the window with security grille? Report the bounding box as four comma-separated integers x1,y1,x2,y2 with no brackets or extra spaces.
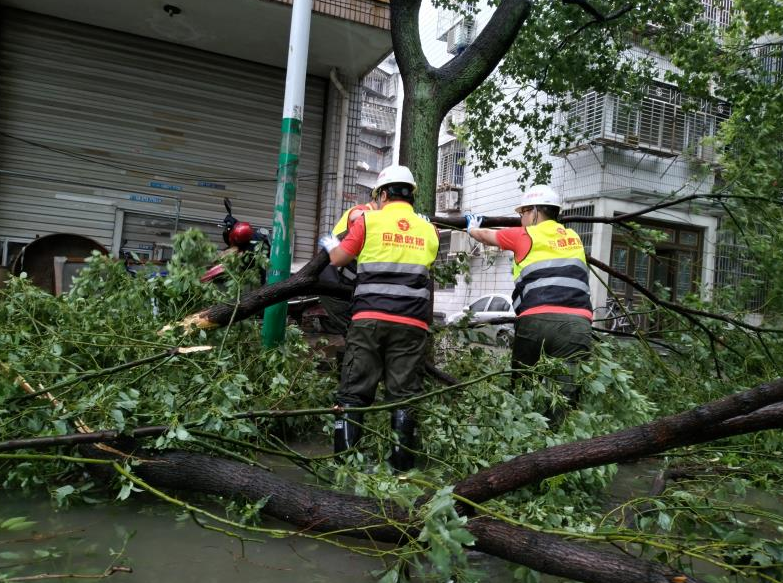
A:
701,0,733,29
362,69,397,99
361,103,397,133
757,43,783,84
437,140,466,188
715,228,767,312
358,141,391,173
560,205,595,255
433,230,455,291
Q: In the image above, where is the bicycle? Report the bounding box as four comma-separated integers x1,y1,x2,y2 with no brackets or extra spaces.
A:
594,296,642,333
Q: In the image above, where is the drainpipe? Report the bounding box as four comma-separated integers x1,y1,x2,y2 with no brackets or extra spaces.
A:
262,0,314,347
329,68,350,221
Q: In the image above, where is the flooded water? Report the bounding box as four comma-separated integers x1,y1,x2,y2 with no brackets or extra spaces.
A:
1,490,386,582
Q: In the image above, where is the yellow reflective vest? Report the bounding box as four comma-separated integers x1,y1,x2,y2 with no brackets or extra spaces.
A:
352,202,440,329
511,220,592,319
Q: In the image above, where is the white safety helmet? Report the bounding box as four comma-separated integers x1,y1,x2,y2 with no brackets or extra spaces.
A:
514,184,563,213
372,165,417,199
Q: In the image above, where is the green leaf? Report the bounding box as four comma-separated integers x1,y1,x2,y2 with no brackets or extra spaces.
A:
1,518,36,532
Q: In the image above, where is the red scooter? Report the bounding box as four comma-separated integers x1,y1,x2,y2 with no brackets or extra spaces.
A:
200,198,270,284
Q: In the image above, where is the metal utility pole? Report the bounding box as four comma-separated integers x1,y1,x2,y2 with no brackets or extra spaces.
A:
262,0,313,347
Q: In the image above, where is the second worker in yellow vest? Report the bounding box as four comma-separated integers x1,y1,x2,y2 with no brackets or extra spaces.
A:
319,164,439,472
318,200,378,335
464,185,593,424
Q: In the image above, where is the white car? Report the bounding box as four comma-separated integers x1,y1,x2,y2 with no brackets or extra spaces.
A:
445,293,515,346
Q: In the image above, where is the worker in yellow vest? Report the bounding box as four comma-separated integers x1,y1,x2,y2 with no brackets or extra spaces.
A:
318,200,378,335
464,185,592,420
319,165,439,471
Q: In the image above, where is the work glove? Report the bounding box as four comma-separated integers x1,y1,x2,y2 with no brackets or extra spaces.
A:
464,213,483,232
416,213,431,222
318,234,341,253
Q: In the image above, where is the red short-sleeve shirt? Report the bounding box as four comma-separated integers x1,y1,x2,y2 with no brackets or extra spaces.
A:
495,227,532,263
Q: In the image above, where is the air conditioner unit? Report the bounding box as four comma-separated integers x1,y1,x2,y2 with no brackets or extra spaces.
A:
436,188,461,213
446,19,474,55
448,230,473,255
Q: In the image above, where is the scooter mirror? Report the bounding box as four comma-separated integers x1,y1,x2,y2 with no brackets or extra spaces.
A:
223,197,232,215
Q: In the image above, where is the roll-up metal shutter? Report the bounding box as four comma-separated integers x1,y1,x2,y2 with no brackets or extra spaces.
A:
0,9,326,262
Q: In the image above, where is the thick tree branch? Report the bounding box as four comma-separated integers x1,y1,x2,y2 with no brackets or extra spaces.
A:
389,0,427,79
161,250,350,332
81,446,705,583
435,0,533,108
453,377,783,504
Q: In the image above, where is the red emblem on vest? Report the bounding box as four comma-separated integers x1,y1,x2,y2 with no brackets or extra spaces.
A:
557,227,567,235
398,219,410,232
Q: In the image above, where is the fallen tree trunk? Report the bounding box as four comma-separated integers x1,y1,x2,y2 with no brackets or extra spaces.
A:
454,378,783,503
109,447,703,583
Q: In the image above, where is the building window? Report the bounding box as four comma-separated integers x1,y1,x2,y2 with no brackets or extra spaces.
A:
0,239,28,268
757,43,783,85
560,205,595,255
437,140,466,189
362,69,397,99
701,0,733,29
608,219,702,305
358,140,392,173
436,5,475,55
715,228,767,312
361,103,397,134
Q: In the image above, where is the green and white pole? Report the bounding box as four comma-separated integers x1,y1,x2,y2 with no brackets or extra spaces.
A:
262,0,313,347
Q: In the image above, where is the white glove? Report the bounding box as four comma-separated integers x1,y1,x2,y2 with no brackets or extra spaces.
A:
318,234,341,253
416,212,431,222
464,213,483,232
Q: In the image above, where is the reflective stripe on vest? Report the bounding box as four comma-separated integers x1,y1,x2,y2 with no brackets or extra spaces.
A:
355,283,431,299
352,202,439,324
511,220,591,317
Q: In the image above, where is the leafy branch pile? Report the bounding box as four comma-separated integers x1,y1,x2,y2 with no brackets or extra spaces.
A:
0,227,782,582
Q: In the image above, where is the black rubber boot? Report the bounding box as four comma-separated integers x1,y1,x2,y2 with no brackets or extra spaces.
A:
390,409,417,472
334,406,364,455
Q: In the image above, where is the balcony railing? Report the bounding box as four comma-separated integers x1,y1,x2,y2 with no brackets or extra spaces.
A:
362,68,397,99
437,140,466,188
558,83,731,162
360,102,396,134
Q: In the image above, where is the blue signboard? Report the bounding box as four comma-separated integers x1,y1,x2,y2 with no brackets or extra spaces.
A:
149,181,183,191
129,194,164,204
